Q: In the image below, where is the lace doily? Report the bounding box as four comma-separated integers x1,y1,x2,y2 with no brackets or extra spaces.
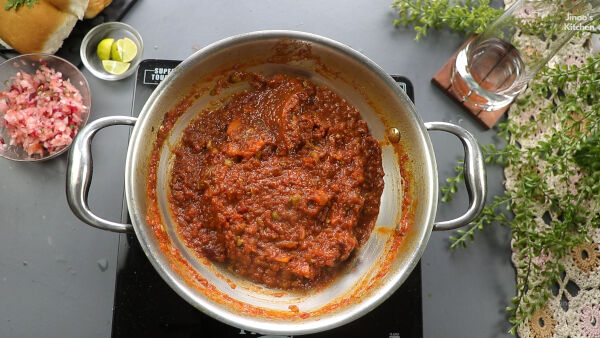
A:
502,1,600,337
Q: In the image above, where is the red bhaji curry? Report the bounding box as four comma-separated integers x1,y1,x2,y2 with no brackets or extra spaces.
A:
168,73,384,289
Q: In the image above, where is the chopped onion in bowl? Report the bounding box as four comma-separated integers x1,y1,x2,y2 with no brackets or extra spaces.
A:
0,63,86,156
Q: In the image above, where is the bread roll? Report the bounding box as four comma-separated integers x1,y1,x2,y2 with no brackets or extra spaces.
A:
46,0,90,19
84,0,112,18
0,37,10,49
0,0,79,54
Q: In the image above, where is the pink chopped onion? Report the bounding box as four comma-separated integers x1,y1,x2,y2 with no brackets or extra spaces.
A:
0,64,86,156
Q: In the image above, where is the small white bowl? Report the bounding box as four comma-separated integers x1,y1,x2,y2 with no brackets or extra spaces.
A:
80,22,143,81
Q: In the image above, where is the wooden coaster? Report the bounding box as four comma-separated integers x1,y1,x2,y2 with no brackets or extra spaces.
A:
431,36,510,129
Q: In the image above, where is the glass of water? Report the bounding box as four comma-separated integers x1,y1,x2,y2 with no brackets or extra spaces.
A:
452,0,600,111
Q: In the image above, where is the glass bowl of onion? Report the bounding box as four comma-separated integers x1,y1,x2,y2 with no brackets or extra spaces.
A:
0,53,91,161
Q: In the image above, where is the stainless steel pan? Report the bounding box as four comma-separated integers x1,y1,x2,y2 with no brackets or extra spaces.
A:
66,31,486,335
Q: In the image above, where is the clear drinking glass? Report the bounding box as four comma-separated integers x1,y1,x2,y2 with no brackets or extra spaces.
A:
452,0,600,111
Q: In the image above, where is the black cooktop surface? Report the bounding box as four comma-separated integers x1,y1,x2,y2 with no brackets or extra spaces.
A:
111,59,422,338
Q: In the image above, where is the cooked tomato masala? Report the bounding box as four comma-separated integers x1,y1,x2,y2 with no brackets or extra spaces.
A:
169,74,384,289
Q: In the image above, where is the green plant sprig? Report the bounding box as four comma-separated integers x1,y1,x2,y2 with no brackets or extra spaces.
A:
391,0,599,42
516,10,569,38
443,54,600,333
391,0,503,41
441,160,464,203
449,195,510,250
4,0,38,11
391,0,600,333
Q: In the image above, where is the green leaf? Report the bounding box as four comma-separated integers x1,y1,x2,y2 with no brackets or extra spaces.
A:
4,0,38,11
391,0,503,41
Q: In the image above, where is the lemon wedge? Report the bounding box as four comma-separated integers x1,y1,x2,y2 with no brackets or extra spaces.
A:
96,38,114,61
110,38,138,63
102,60,131,75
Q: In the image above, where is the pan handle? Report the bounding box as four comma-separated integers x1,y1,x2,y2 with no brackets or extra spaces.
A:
66,116,138,233
425,122,487,231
